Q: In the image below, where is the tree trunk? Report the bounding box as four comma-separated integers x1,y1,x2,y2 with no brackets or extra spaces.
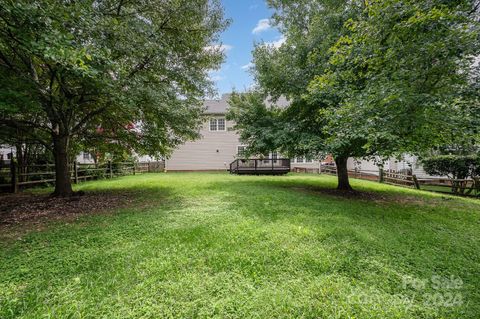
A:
15,143,25,183
52,135,73,197
335,156,352,191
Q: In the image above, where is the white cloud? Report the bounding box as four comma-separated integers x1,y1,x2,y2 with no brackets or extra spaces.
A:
205,44,233,53
252,19,271,34
210,74,225,82
264,36,286,48
208,66,227,82
241,62,254,70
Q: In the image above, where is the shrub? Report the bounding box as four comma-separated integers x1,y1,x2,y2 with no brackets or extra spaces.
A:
422,155,479,180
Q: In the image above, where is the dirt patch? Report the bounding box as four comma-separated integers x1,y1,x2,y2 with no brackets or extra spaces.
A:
0,192,135,232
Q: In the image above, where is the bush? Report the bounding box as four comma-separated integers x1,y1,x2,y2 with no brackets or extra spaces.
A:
422,155,479,180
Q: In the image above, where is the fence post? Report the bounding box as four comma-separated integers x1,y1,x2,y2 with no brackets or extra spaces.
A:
412,175,420,190
379,168,384,183
74,161,78,184
10,159,18,193
108,160,113,178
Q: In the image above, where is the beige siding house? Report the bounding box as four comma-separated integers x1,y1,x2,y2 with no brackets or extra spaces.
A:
165,95,321,171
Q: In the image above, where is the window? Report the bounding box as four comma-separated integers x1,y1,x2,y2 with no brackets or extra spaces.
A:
295,157,305,164
209,119,217,131
83,152,91,160
7,153,12,160
217,118,225,131
306,158,314,163
209,118,226,131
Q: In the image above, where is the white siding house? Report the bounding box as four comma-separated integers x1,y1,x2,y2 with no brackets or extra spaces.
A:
347,155,438,178
165,95,321,171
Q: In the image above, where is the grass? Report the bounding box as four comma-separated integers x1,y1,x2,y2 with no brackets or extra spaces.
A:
1,172,479,318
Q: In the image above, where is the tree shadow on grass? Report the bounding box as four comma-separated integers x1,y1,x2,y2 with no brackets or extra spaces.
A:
0,184,178,241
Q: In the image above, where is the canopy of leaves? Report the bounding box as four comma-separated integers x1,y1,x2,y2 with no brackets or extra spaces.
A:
241,0,479,162
307,0,480,157
0,0,229,158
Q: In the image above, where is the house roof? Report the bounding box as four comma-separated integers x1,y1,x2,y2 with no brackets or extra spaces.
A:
203,94,289,115
204,94,231,114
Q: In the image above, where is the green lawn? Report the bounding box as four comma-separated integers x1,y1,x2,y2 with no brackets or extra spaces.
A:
1,173,479,318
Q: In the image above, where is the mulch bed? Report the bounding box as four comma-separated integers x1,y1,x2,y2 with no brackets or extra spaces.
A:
0,192,134,228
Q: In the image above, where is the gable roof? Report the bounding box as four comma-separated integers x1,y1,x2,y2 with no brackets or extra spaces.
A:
203,93,289,115
204,94,231,114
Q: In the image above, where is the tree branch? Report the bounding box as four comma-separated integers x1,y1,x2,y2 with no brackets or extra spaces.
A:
72,106,109,134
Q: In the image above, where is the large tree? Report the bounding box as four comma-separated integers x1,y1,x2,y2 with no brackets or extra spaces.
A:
229,0,479,190
0,0,228,196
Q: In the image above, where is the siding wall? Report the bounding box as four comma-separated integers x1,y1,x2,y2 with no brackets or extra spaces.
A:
165,117,242,171
347,156,442,178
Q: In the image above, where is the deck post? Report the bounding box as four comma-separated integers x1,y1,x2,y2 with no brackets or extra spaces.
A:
254,159,257,172
133,161,136,175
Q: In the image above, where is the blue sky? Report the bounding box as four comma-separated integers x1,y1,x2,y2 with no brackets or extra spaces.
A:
209,0,284,95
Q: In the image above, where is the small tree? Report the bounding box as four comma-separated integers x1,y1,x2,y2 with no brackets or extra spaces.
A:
422,155,480,194
0,0,229,196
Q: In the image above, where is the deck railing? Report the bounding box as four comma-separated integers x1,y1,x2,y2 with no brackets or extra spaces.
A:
230,158,290,174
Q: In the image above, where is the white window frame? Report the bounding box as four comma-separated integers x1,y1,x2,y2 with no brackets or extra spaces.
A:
217,118,226,131
295,157,305,164
209,118,226,132
209,118,217,131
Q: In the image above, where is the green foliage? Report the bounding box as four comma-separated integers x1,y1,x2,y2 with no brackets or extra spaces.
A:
308,0,480,156
1,173,480,318
0,0,229,194
422,155,480,179
243,0,480,159
227,92,286,156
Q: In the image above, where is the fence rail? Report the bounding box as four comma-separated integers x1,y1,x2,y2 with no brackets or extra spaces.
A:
318,164,479,197
0,160,165,193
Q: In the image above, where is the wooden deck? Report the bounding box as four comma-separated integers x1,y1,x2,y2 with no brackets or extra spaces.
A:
229,159,291,175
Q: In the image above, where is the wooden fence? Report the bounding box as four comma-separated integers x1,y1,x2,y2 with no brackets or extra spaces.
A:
0,160,165,193
319,164,479,197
